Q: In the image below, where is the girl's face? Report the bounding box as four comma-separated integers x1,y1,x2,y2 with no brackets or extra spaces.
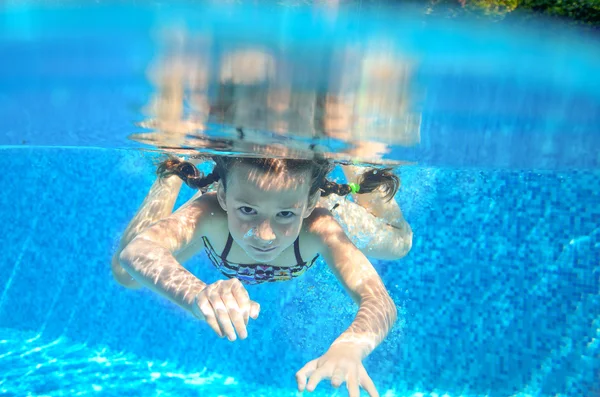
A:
217,163,318,263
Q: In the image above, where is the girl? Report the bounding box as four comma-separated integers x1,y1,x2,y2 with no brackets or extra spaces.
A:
115,154,412,397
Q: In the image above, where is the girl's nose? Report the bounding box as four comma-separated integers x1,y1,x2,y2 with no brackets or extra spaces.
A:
255,220,276,242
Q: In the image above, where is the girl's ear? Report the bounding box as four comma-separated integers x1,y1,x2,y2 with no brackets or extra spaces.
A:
217,182,228,212
303,193,320,219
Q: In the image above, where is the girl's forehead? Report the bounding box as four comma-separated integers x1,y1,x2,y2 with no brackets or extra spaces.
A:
228,163,311,193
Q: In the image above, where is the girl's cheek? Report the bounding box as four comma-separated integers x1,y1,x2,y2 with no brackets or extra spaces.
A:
280,222,301,237
238,221,256,238
229,216,248,235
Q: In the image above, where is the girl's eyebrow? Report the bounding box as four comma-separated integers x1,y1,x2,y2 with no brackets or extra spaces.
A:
232,197,303,210
233,198,256,206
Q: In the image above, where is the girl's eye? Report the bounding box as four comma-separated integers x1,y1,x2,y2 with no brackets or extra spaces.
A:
239,206,256,215
278,211,295,218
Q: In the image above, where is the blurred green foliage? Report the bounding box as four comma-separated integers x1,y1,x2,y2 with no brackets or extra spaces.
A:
518,0,600,24
425,0,600,27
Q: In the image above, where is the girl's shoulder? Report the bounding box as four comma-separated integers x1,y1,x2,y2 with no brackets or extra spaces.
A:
194,191,222,210
182,192,228,238
300,207,342,250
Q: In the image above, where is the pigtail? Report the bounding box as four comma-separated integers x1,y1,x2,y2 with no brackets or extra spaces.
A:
320,167,400,202
320,180,353,197
156,157,220,190
356,168,400,201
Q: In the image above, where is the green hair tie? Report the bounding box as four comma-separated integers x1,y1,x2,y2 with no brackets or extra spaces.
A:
348,182,360,194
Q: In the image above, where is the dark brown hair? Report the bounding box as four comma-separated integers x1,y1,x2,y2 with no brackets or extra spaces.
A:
156,156,400,201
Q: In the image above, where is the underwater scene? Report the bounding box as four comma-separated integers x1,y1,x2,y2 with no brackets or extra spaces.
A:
0,1,599,396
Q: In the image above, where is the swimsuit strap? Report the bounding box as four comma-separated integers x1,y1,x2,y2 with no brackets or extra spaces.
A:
222,233,234,259
293,236,304,264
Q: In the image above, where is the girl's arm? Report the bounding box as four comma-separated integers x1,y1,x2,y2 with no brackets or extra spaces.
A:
119,193,260,341
310,208,397,357
296,208,397,397
118,195,213,314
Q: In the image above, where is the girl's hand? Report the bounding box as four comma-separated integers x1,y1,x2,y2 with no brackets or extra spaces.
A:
295,343,379,397
192,278,260,341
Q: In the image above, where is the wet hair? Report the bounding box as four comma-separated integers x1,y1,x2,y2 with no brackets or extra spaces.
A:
156,155,400,201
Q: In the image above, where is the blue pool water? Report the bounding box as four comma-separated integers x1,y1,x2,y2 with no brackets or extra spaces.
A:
1,2,599,396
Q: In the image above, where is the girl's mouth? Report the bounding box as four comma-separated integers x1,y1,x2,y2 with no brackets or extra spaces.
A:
251,246,277,253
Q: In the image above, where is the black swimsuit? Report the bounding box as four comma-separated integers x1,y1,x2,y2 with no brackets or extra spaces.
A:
201,233,319,285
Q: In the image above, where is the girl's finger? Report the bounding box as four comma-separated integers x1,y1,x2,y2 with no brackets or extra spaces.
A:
359,366,379,397
346,366,360,397
197,294,223,338
306,366,329,392
295,359,317,392
222,291,247,340
208,292,236,341
249,301,260,319
330,366,346,388
230,281,251,325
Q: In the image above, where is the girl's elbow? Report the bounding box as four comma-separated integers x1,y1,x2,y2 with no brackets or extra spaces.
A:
118,239,151,274
113,248,141,289
118,243,136,271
